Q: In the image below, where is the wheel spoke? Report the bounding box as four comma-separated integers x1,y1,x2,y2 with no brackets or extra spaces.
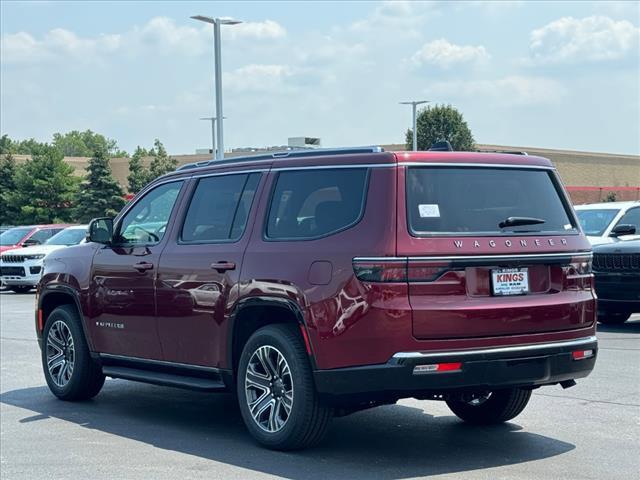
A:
246,367,271,390
250,391,274,418
269,399,282,431
256,347,277,378
47,353,64,370
282,392,293,414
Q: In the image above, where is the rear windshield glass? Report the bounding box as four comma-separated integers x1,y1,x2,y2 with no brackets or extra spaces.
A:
576,209,619,236
407,167,576,235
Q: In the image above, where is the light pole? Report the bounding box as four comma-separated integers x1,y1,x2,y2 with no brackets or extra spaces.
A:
400,100,429,151
191,15,242,160
199,116,226,156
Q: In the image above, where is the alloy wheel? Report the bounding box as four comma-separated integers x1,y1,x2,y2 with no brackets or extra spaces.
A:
244,345,294,433
46,320,75,387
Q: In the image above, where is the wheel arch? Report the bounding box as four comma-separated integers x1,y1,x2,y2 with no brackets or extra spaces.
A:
227,296,316,378
39,286,94,351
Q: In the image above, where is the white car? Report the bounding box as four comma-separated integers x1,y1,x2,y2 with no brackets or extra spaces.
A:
575,201,640,245
0,225,88,293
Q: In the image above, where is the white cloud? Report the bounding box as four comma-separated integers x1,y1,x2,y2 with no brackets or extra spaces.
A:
228,20,286,40
427,75,567,106
411,39,490,68
529,15,639,64
0,17,287,64
225,64,297,93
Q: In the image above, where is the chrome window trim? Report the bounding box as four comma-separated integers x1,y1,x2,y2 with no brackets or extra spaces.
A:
353,252,592,263
392,335,597,360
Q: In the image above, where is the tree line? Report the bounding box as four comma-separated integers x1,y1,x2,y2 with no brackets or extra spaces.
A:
0,104,475,226
0,131,177,225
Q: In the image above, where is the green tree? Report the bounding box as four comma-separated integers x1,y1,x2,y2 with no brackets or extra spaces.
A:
405,104,475,151
74,146,125,223
148,139,177,180
53,130,127,157
0,153,20,224
0,134,16,154
127,146,151,194
7,144,78,223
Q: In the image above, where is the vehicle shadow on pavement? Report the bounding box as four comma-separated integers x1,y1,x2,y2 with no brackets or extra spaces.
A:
596,319,640,334
0,382,575,479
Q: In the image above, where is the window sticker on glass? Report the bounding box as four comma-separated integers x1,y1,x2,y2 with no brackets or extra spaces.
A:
419,204,440,218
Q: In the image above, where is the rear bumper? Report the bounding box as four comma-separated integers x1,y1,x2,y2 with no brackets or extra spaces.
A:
314,336,597,398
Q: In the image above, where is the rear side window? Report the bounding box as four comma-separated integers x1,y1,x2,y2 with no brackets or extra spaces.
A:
181,173,260,243
266,168,368,240
407,167,576,235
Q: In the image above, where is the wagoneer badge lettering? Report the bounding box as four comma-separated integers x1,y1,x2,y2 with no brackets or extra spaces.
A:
95,321,124,330
454,238,569,248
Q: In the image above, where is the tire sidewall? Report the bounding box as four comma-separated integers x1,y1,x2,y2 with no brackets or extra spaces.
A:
41,306,88,398
236,326,313,447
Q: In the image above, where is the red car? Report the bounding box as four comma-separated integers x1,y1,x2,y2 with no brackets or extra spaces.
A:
36,147,597,450
0,224,71,254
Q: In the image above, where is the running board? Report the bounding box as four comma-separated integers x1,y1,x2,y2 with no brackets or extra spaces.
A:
102,366,227,392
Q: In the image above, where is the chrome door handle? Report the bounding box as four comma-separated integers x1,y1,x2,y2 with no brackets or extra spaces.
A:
133,262,154,272
211,261,236,273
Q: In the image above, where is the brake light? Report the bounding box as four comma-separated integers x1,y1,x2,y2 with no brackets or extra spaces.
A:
353,258,452,283
572,349,594,360
353,259,407,282
413,362,463,374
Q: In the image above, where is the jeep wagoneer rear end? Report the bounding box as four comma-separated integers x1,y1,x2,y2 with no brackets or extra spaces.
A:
318,152,596,421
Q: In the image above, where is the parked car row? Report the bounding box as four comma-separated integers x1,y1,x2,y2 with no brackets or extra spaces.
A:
0,224,88,293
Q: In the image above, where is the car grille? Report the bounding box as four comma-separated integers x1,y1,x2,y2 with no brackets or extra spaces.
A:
593,253,640,272
0,267,25,277
1,255,26,263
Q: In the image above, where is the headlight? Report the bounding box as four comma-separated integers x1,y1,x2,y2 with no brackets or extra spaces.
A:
25,254,46,260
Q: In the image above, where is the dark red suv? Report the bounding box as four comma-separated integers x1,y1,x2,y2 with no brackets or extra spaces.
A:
36,147,597,450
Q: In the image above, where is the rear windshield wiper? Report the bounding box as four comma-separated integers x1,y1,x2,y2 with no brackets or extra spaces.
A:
498,217,546,229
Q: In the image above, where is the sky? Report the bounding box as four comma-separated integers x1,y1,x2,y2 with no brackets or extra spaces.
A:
1,1,639,155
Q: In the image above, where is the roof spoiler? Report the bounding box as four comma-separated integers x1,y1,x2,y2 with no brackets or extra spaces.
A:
428,141,453,152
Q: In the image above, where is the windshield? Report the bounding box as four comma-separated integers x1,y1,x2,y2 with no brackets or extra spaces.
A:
46,228,87,246
576,209,619,236
0,227,32,246
406,167,576,235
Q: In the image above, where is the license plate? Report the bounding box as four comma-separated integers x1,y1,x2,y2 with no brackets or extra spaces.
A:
491,268,529,296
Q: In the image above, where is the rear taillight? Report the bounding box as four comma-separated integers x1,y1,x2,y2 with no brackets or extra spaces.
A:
564,255,593,290
353,259,407,282
353,258,451,283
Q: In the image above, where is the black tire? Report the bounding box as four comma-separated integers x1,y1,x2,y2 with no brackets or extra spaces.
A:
598,312,631,325
236,324,333,450
10,286,32,294
446,388,532,425
42,305,105,401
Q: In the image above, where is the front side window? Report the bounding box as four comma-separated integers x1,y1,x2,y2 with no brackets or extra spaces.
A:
407,167,576,235
616,207,640,229
30,229,56,244
116,181,183,245
577,209,619,236
181,173,261,243
266,168,368,240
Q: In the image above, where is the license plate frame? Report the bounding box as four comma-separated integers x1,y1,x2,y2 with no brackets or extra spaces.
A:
491,267,529,296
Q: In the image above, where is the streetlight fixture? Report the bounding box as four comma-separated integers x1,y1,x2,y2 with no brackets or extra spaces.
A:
191,15,242,160
399,100,430,151
199,116,226,156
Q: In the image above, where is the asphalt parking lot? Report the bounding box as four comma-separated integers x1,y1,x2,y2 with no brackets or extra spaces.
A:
1,291,638,480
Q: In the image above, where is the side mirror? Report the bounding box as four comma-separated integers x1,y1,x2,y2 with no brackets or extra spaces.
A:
22,238,41,247
610,224,636,237
88,217,114,245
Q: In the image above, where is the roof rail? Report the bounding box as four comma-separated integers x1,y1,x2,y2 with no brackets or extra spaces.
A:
176,146,385,172
478,149,529,156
